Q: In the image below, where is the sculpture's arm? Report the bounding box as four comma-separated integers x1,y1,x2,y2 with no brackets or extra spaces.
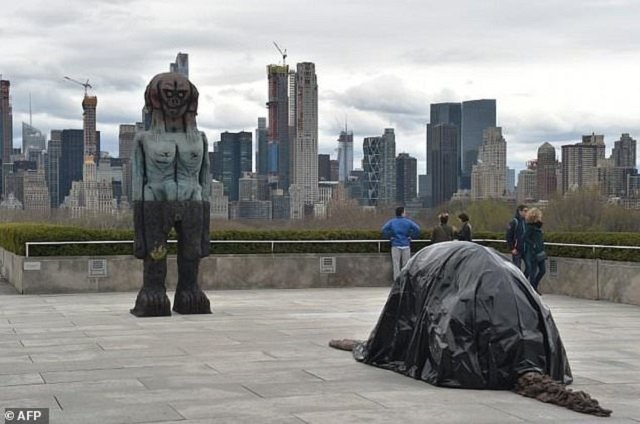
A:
199,132,211,202
132,133,145,202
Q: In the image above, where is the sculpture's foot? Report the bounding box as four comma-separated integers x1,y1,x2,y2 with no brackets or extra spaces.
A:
173,289,212,315
130,288,171,317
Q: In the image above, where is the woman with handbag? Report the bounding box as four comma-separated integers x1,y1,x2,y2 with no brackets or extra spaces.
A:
524,207,546,293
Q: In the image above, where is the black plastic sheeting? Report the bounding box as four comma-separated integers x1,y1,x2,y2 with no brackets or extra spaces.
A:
354,241,573,390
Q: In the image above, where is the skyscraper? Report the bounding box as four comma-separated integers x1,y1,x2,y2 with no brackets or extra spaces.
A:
337,129,354,182
363,129,396,206
266,64,290,190
461,99,496,189
0,79,13,197
22,122,46,154
427,103,462,202
396,153,417,205
318,154,331,181
536,142,558,200
428,123,458,207
169,52,189,78
46,130,61,208
291,62,319,205
216,131,252,201
470,127,506,199
0,80,12,164
59,129,86,205
118,124,136,202
82,94,98,160
256,117,268,176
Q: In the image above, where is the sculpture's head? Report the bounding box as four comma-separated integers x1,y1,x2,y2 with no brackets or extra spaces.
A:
144,72,199,119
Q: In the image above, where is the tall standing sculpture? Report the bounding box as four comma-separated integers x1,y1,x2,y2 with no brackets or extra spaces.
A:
130,72,212,317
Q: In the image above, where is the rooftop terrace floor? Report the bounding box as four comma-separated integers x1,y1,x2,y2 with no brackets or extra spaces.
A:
0,282,639,423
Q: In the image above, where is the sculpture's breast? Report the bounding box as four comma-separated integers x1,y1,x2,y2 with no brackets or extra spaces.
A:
146,139,176,169
176,136,203,174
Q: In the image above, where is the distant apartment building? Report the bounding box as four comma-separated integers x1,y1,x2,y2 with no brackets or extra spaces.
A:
536,142,558,200
210,180,228,220
470,127,506,199
613,133,637,168
506,167,516,195
291,62,319,205
561,134,605,193
22,168,50,213
516,166,537,204
329,159,339,181
169,52,189,77
396,153,417,205
238,172,259,201
271,189,290,219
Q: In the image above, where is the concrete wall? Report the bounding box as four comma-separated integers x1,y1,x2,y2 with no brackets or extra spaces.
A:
2,247,639,306
0,247,393,294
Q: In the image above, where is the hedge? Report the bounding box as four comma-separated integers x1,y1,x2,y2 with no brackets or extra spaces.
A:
0,223,638,262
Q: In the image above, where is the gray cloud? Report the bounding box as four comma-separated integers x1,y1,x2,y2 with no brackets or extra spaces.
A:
2,0,640,175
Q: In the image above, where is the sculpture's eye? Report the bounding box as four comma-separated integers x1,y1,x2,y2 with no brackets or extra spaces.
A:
177,90,187,99
163,89,174,98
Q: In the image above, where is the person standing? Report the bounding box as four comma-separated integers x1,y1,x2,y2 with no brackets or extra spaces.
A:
382,206,421,281
506,204,528,273
431,213,454,244
524,207,546,293
455,213,472,241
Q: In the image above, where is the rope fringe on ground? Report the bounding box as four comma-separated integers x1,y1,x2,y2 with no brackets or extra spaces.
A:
515,372,611,417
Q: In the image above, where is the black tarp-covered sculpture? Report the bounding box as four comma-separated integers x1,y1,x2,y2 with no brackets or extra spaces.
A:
331,242,611,416
354,241,572,389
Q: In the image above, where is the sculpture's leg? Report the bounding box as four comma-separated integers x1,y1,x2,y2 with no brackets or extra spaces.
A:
173,256,211,314
173,203,211,314
130,201,171,317
130,257,172,317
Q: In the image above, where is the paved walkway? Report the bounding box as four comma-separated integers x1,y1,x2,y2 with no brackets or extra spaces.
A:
0,287,639,423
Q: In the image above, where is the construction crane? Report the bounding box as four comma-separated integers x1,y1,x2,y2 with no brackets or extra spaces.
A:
63,76,93,95
273,41,287,66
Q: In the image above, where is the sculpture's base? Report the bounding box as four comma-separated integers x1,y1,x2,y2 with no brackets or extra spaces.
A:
130,289,172,317
173,289,212,315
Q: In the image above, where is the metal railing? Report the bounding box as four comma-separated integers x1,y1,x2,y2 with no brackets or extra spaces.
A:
22,238,640,258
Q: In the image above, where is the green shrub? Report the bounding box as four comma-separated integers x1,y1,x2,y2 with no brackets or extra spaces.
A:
1,224,638,262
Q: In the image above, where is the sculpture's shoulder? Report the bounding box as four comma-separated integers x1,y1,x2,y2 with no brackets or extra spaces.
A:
134,130,153,145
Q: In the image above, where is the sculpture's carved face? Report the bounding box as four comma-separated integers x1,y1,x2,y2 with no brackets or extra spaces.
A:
145,73,199,119
158,77,191,117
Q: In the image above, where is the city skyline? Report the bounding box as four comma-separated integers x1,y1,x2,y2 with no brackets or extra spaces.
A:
2,0,640,175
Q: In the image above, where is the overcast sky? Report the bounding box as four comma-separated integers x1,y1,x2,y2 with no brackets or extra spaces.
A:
3,0,640,174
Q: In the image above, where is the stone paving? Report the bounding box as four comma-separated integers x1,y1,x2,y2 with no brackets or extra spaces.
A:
0,282,639,423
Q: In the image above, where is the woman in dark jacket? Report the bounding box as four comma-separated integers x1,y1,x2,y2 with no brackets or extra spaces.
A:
523,207,546,293
455,213,472,241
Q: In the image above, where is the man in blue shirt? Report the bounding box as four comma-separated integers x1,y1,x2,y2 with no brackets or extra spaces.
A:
381,206,421,281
